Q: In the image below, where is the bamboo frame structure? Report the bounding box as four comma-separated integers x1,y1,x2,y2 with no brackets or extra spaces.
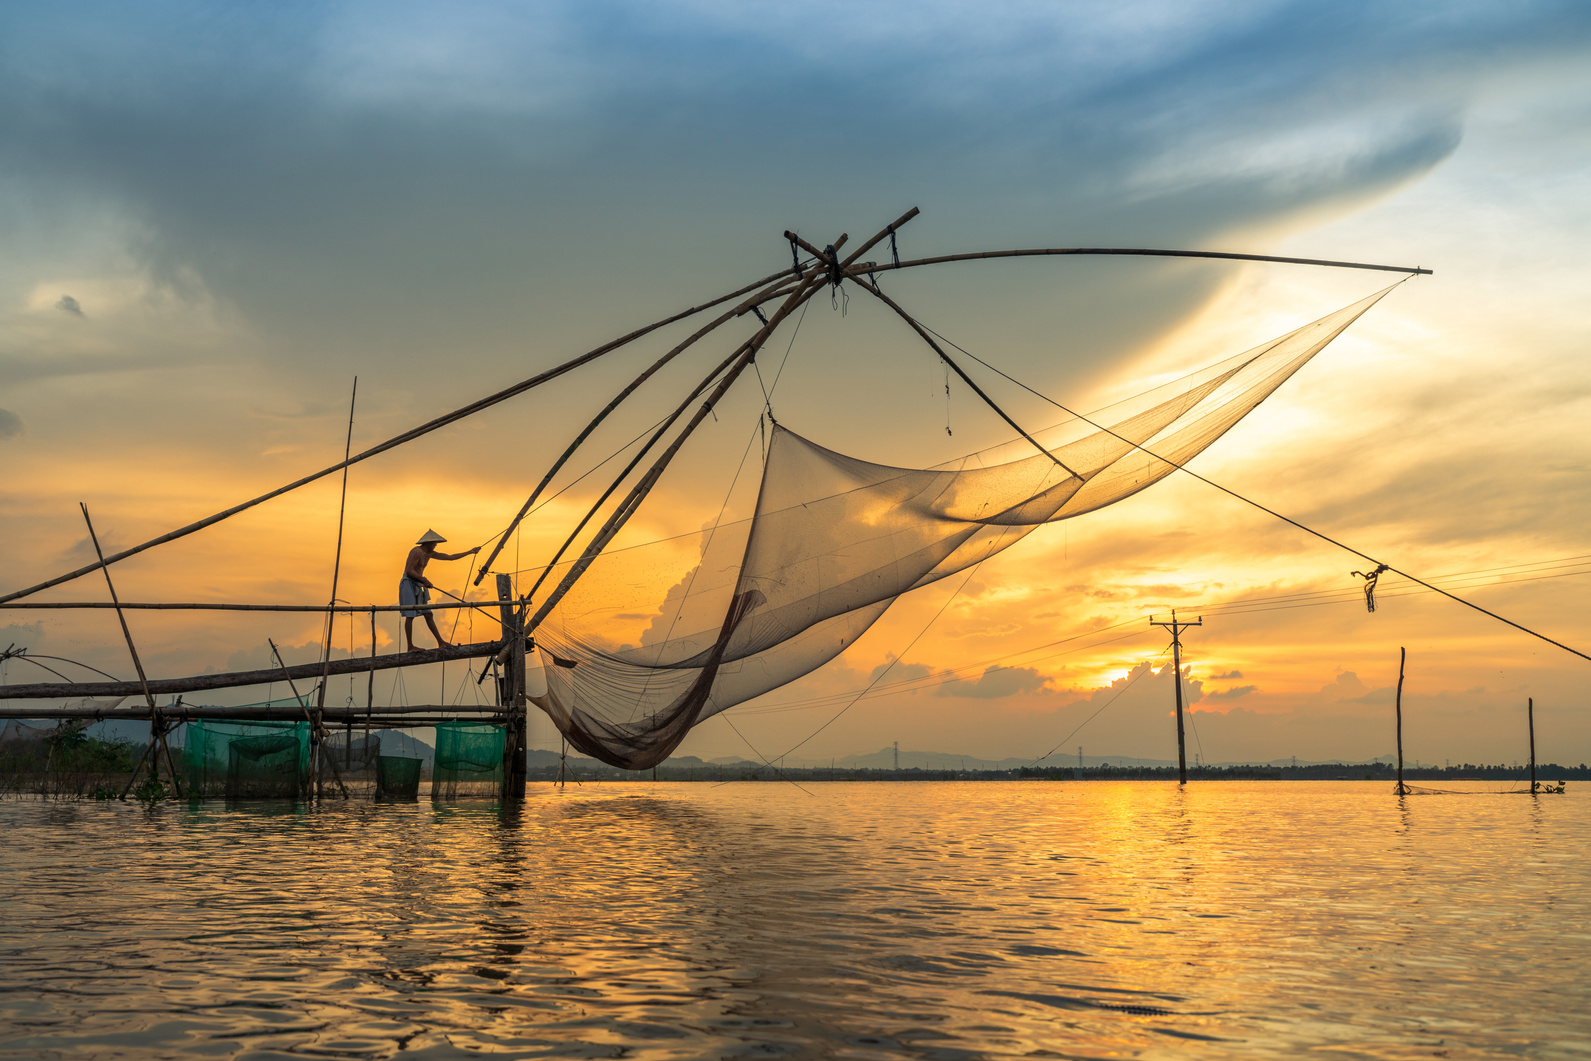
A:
7,207,1496,802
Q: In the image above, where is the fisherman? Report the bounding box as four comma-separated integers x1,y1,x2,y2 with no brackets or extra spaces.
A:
401,530,480,650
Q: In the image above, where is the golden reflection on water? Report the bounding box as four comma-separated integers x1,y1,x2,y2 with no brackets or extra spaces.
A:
1,781,1587,1060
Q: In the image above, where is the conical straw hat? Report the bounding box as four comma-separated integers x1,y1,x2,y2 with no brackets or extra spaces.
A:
417,529,447,544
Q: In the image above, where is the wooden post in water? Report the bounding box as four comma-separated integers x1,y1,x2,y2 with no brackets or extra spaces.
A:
1528,696,1537,794
366,607,376,750
496,575,527,799
1394,647,1408,796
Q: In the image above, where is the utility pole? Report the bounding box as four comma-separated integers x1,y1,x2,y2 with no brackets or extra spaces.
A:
1150,610,1202,785
893,741,899,771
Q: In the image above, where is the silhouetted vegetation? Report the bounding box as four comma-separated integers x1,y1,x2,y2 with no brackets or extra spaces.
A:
0,722,144,799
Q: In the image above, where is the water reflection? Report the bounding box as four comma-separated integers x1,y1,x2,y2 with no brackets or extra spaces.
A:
0,782,1586,1059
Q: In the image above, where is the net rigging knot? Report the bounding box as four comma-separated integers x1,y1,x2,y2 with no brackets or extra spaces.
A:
751,305,769,327
887,223,900,268
789,236,803,277
1351,563,1391,612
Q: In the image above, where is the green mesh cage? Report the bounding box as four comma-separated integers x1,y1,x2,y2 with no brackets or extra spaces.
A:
376,755,423,799
432,721,503,799
181,717,308,799
227,733,303,799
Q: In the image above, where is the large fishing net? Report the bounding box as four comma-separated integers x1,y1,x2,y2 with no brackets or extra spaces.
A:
529,287,1394,769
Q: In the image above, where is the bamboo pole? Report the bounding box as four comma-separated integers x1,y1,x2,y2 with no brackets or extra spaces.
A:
0,601,486,612
367,607,375,751
0,703,503,721
1528,696,1537,794
0,266,801,607
474,269,818,586
268,639,349,800
861,246,1431,277
1395,646,1408,796
525,238,844,634
515,343,750,609
317,378,358,726
80,504,181,800
0,640,503,700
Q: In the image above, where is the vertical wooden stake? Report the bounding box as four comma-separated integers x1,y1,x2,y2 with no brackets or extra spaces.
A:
497,574,528,799
1394,646,1408,796
367,607,376,750
1528,696,1537,794
82,504,181,800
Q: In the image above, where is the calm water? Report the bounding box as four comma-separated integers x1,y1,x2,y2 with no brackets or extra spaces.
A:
0,782,1585,1060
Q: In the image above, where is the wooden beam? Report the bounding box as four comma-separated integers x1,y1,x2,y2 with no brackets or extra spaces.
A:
0,640,504,700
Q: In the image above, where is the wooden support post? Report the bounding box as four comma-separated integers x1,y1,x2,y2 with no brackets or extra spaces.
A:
1393,649,1406,795
497,575,527,799
82,504,181,800
1528,696,1537,794
367,607,376,751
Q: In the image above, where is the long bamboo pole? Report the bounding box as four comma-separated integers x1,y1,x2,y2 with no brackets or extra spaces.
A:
268,638,348,800
0,266,800,607
0,601,483,612
515,343,749,609
81,505,181,800
524,239,845,633
474,270,814,585
0,640,503,700
863,246,1431,276
1395,646,1408,796
0,703,503,721
317,379,358,721
1528,696,1536,793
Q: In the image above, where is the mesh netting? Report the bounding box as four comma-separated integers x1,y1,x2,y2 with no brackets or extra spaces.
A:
182,719,309,799
532,288,1395,769
377,755,423,799
315,731,381,799
227,734,304,799
432,721,503,799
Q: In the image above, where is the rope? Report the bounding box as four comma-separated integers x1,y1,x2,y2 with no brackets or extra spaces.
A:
1352,563,1390,612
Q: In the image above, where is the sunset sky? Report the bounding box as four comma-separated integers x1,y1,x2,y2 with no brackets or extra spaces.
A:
4,1,1590,768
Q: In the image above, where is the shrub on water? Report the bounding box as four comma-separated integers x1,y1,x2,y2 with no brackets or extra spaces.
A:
134,775,166,808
